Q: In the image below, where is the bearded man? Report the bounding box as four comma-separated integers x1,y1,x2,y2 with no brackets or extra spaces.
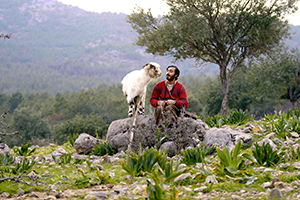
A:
150,65,189,126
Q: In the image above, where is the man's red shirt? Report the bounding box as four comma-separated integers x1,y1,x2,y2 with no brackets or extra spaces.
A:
150,80,189,109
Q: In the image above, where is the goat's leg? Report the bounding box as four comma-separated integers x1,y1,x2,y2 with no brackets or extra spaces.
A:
128,101,134,117
138,91,146,115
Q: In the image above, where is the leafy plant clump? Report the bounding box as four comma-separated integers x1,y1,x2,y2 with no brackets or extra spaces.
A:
92,141,116,156
68,133,79,147
180,143,215,166
214,140,254,177
13,142,36,157
252,142,282,167
205,109,253,128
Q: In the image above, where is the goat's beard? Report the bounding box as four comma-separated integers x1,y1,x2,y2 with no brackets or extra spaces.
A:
166,74,175,81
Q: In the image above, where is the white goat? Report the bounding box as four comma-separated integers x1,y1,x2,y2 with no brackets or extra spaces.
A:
121,62,162,117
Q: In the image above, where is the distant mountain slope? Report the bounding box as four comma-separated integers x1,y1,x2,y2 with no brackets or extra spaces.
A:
0,0,299,95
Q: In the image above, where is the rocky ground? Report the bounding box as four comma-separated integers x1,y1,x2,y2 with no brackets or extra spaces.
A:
2,120,300,200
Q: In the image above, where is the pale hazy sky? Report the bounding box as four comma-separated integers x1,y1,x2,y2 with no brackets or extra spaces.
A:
58,0,300,26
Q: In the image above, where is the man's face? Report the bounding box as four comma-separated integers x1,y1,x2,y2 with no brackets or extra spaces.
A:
166,67,177,81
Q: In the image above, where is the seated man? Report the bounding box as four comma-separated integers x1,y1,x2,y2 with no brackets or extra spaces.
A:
150,65,189,126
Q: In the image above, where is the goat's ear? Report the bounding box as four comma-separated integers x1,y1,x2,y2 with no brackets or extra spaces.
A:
143,63,151,70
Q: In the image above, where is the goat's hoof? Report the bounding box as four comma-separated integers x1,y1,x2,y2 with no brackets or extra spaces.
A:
128,114,133,118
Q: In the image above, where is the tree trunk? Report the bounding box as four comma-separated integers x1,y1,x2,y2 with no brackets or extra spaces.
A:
219,66,231,115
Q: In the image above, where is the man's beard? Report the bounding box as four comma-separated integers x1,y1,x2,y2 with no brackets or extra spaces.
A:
166,74,175,81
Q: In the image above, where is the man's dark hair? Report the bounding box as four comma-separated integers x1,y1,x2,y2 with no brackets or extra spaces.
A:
167,65,180,80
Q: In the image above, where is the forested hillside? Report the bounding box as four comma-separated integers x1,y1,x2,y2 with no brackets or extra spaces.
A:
0,0,201,95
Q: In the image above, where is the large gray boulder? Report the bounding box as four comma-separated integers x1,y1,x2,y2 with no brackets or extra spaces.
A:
0,143,10,154
74,133,100,154
204,127,254,152
106,115,209,153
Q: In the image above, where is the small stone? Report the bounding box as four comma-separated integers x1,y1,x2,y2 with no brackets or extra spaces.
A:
283,187,294,193
270,188,283,200
290,132,299,138
245,123,254,128
278,163,290,169
273,138,281,144
265,132,276,139
91,164,105,170
174,173,191,182
194,186,207,192
262,182,273,188
231,194,243,200
243,127,252,133
0,192,10,198
44,170,50,175
29,192,39,198
252,126,261,133
44,196,57,200
182,186,193,192
89,191,108,198
17,188,24,196
84,194,98,200
273,182,284,188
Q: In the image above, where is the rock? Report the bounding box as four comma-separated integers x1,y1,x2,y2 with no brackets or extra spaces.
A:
89,191,108,198
174,173,191,182
231,194,243,200
245,123,255,128
194,186,207,192
52,146,68,157
28,192,39,198
262,182,273,188
74,133,100,154
91,164,105,170
269,188,283,200
204,128,233,151
243,127,252,133
45,196,57,200
14,156,24,164
273,138,281,144
84,194,99,200
0,143,9,155
160,141,176,157
293,162,300,170
290,132,299,138
273,182,284,188
204,127,253,152
106,115,208,153
278,163,290,169
17,188,24,196
265,132,276,140
72,152,89,160
182,186,193,192
0,192,10,198
271,177,282,187
252,126,262,133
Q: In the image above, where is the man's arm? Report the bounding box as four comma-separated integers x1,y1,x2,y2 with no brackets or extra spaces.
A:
150,84,160,107
175,84,189,108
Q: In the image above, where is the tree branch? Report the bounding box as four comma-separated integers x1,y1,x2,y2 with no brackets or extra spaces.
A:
0,173,47,186
0,131,19,136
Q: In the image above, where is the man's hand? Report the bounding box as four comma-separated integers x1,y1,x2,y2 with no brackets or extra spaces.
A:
157,100,166,107
166,99,176,105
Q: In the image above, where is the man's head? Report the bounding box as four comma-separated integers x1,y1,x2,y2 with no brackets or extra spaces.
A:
166,65,180,81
